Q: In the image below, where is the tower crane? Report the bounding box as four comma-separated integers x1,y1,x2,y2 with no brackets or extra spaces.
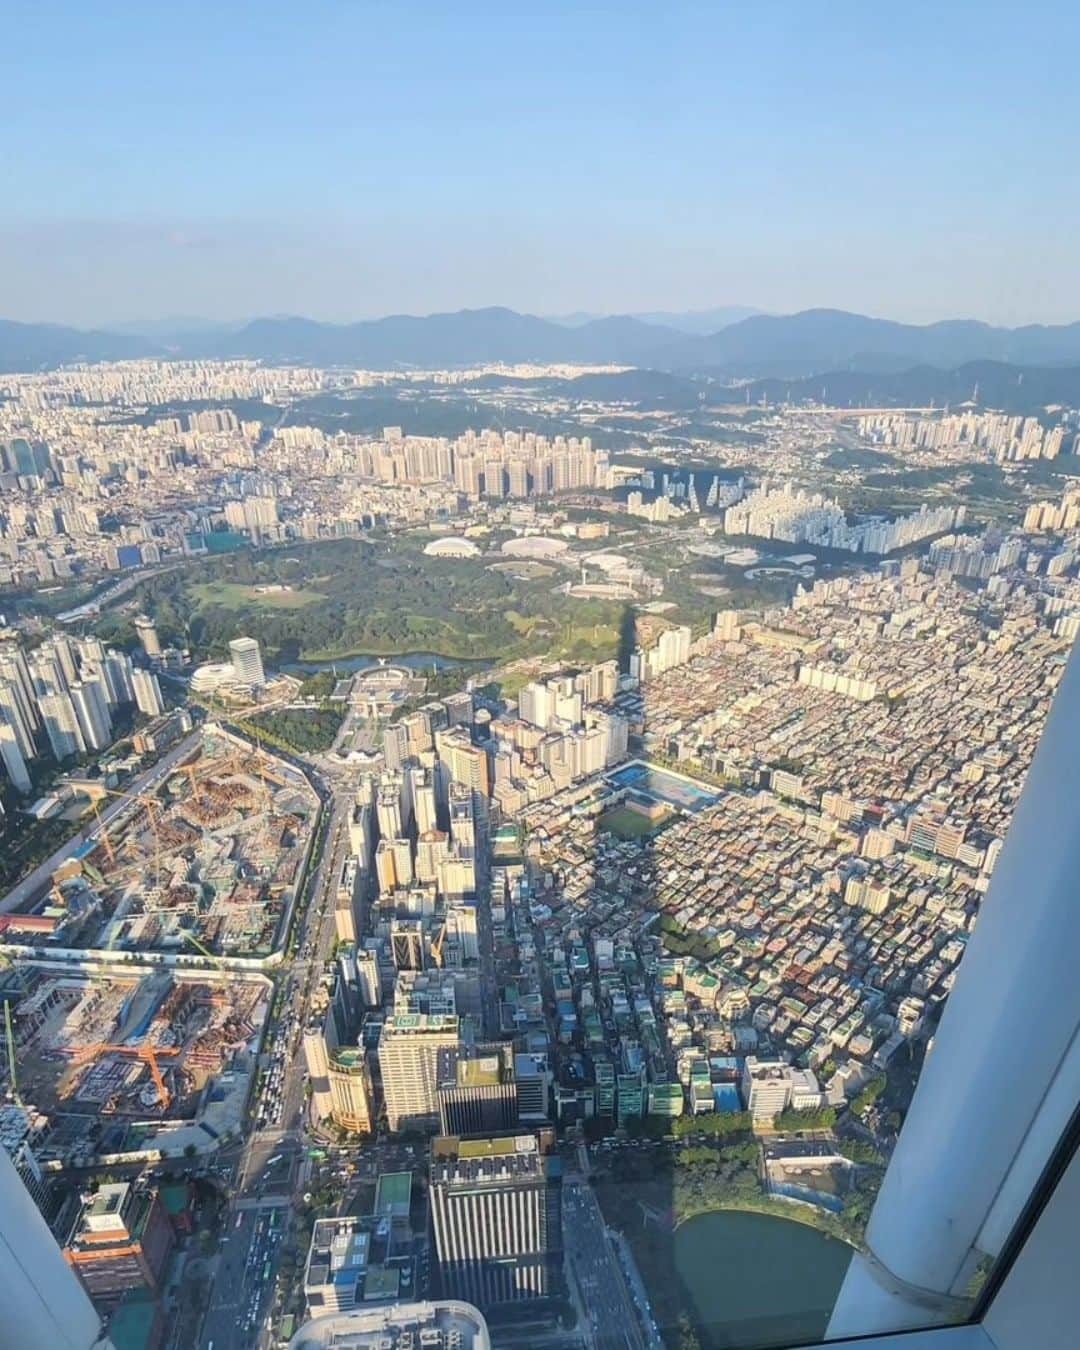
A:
64,1042,179,1110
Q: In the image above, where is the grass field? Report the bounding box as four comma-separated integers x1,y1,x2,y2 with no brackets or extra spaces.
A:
598,804,671,839
188,581,325,610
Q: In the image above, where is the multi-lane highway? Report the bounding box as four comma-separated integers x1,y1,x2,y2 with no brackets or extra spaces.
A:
563,1179,654,1350
200,784,355,1350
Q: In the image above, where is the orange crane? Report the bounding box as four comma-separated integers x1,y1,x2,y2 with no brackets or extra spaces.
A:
76,793,166,952
64,1042,179,1109
84,786,165,890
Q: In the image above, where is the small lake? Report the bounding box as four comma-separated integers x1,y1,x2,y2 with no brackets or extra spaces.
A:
283,651,485,676
673,1210,853,1348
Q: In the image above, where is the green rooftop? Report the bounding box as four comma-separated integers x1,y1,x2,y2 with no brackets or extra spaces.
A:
362,1264,400,1301
459,1055,503,1087
108,1291,158,1350
159,1182,190,1217
374,1171,412,1217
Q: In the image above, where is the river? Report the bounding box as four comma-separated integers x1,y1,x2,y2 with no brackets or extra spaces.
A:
282,650,485,676
672,1210,853,1348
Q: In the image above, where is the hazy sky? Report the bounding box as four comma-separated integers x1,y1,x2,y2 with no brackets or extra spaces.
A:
6,1,1080,327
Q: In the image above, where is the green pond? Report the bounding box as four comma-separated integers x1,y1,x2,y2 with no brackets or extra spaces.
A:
672,1210,853,1348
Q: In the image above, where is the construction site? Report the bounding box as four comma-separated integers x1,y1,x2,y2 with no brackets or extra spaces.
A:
0,728,320,959
1,964,271,1163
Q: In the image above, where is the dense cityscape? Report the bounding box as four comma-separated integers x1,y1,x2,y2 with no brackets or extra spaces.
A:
0,337,1077,1350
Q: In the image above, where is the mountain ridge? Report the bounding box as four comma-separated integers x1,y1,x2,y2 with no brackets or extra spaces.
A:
5,306,1080,379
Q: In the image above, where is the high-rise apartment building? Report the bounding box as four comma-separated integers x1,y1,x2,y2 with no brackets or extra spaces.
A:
429,1130,562,1310
70,678,112,751
0,714,32,793
133,615,161,659
131,668,164,717
39,692,86,759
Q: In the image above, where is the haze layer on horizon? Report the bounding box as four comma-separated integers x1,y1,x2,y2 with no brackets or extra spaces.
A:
6,2,1079,329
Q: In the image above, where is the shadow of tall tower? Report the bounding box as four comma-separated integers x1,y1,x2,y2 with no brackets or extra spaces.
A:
560,600,855,1350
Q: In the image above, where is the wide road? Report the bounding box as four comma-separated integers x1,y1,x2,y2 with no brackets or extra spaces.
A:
563,1180,648,1350
199,786,354,1350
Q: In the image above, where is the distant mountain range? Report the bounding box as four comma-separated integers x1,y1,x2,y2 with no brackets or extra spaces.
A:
652,309,1080,377
5,307,1080,403
732,360,1080,416
0,320,152,372
549,305,762,334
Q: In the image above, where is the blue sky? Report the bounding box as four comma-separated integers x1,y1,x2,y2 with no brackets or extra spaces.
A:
5,2,1079,326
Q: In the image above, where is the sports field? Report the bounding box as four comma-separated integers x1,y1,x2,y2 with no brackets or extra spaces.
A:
187,581,325,610
606,760,718,812
598,804,671,839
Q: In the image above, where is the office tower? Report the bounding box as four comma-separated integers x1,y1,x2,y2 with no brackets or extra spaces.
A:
437,1045,519,1136
39,692,86,759
519,681,552,730
327,1047,375,1134
443,691,473,727
62,1182,174,1301
741,1059,824,1123
131,668,164,717
0,1147,108,1350
70,678,112,751
429,1130,561,1309
412,770,438,835
437,855,476,900
395,969,457,1016
357,948,382,1008
383,722,410,772
378,1012,460,1132
446,902,479,959
132,615,161,659
376,783,403,841
303,1023,335,1124
514,1054,551,1122
416,829,450,884
437,728,490,797
402,709,435,757
0,715,32,794
375,840,402,895
391,918,426,971
448,781,478,859
228,636,265,688
390,837,414,888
